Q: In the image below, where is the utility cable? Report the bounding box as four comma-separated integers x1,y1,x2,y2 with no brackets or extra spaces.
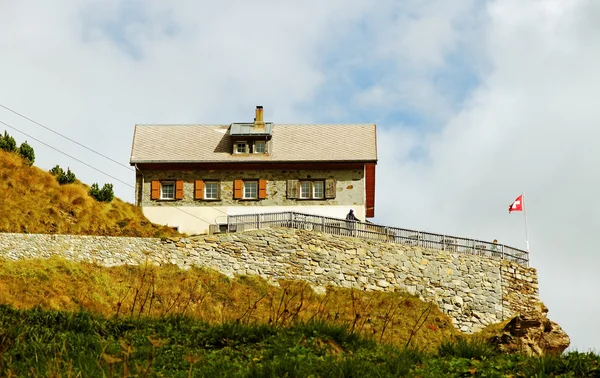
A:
0,104,230,218
0,118,218,226
0,102,134,171
0,119,132,187
0,104,227,219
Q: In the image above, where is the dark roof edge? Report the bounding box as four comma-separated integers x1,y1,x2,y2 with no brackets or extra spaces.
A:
133,123,376,127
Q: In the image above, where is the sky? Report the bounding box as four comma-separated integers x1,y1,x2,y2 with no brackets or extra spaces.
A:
1,0,599,351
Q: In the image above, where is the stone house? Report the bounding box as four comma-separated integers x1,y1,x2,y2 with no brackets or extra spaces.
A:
129,106,377,234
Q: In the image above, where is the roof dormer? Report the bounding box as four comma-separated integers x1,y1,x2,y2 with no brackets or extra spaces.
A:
230,106,273,155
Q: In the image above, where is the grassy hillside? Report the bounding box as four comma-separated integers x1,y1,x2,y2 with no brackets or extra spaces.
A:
2,259,597,377
0,257,457,351
0,149,177,237
0,305,598,377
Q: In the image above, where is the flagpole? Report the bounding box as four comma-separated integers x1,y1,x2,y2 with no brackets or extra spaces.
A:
523,192,530,253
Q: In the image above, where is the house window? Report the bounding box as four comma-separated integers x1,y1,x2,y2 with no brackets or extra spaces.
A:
299,181,311,199
313,181,324,199
160,181,175,200
254,141,266,153
234,179,266,200
298,180,325,199
244,181,258,199
235,141,248,154
204,182,219,200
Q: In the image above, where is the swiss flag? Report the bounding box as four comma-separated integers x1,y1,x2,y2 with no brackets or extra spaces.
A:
509,195,523,213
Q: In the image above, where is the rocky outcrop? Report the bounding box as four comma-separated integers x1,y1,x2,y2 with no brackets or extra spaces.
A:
489,302,570,356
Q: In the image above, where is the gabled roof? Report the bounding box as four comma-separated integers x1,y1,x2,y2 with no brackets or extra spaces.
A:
130,123,377,164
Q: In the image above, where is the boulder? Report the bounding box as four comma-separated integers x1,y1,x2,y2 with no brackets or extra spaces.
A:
489,302,570,356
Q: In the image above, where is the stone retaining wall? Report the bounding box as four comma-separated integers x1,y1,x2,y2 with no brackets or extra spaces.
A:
0,228,539,333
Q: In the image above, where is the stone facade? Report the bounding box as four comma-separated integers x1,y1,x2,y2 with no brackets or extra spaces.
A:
137,168,365,208
0,228,539,333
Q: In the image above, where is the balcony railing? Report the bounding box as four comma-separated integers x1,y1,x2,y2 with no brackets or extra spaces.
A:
215,211,529,266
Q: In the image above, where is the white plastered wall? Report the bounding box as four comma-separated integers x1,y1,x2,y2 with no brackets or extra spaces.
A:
142,205,365,235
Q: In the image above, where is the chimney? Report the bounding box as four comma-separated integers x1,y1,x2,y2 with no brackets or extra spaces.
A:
254,106,265,129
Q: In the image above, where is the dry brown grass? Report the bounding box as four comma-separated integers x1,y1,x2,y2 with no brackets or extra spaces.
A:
0,150,178,237
0,257,459,351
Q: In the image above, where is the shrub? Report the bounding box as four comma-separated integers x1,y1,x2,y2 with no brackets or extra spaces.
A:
0,130,17,152
18,141,35,166
89,183,114,202
50,165,77,185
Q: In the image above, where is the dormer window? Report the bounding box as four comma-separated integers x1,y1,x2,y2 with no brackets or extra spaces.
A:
229,107,273,155
254,141,266,154
235,141,248,154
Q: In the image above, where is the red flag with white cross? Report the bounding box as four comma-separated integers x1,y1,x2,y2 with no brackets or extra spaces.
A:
509,194,523,213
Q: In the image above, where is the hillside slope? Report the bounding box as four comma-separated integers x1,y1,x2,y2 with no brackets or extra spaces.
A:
0,260,595,377
0,149,177,237
0,257,458,351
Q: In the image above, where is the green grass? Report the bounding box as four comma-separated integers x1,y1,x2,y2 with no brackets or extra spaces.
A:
438,336,498,359
0,257,459,351
0,305,598,377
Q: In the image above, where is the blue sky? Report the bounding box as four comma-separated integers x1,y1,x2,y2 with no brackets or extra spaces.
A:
1,0,600,351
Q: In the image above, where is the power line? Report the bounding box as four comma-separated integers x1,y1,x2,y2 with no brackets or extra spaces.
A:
0,119,132,187
0,103,230,219
0,102,134,171
0,118,221,226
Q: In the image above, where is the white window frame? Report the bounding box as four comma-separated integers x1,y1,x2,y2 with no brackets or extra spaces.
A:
235,141,248,154
160,181,175,200
298,180,325,200
313,181,324,199
204,182,219,200
299,181,311,199
243,181,258,199
254,141,266,154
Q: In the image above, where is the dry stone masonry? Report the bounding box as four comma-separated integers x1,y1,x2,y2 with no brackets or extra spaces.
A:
0,228,539,333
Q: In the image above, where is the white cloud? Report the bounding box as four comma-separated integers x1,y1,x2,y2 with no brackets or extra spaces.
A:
376,0,600,350
348,0,483,122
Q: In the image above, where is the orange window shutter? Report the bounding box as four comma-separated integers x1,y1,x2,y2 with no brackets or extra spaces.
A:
365,164,376,217
175,180,184,200
195,180,204,199
233,180,243,199
259,179,267,199
151,180,160,200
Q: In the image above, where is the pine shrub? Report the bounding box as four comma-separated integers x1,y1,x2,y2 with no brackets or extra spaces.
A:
50,165,77,185
0,130,17,152
18,141,35,166
89,183,114,202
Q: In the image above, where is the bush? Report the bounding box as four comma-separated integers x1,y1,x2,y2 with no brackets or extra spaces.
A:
89,183,114,202
0,130,17,152
50,165,77,185
18,141,35,166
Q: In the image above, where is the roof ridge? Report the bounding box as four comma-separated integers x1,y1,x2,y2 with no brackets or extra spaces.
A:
134,123,376,127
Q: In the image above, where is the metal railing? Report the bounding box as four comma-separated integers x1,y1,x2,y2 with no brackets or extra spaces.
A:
220,211,529,266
